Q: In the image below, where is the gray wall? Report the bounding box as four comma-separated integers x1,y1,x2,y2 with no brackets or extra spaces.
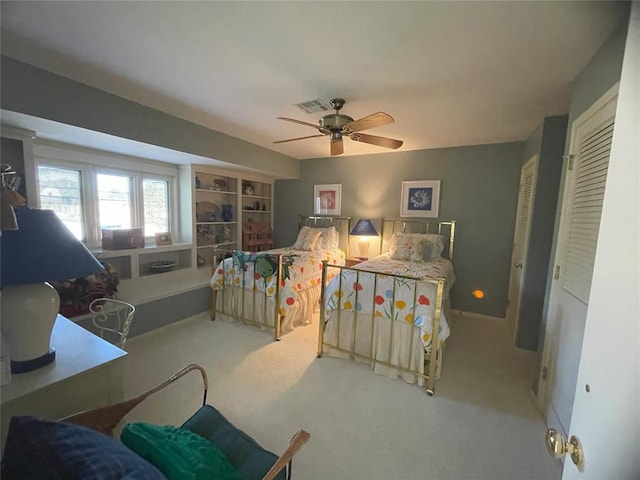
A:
275,143,524,318
517,115,567,351
0,56,299,180
542,17,629,331
77,286,212,339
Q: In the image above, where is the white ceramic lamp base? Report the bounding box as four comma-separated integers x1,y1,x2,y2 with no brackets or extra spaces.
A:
357,237,371,260
1,282,59,373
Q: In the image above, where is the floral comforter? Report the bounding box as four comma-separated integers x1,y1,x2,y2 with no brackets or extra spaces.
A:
323,254,455,352
210,247,345,316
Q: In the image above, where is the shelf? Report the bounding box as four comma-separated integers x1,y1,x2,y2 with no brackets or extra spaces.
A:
242,194,271,200
138,248,192,277
197,241,236,249
196,221,237,225
196,188,236,194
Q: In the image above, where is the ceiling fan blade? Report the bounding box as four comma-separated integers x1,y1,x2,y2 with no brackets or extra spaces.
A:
346,112,394,132
350,133,403,150
331,138,344,156
273,134,326,144
277,117,320,129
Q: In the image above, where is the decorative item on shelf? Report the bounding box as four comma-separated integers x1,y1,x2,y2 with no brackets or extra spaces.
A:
1,207,105,373
221,204,233,222
197,254,206,267
213,178,227,191
242,181,255,196
196,201,220,222
147,261,177,274
195,176,201,189
154,232,172,246
101,228,145,250
196,225,216,246
53,263,120,319
262,204,267,211
220,225,231,242
349,219,379,260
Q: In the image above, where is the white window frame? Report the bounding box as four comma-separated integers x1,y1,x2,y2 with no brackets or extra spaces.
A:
33,142,179,249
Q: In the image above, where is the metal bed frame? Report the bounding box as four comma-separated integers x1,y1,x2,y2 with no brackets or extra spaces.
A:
318,219,456,395
210,216,351,340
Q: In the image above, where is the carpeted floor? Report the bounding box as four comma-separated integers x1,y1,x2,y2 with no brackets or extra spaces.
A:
123,311,562,480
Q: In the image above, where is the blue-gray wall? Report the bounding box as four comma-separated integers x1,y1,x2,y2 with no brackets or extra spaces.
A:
517,115,567,351
76,286,212,339
0,56,299,180
542,17,629,334
274,143,524,318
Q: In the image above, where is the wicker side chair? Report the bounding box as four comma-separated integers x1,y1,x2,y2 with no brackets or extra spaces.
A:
89,298,136,348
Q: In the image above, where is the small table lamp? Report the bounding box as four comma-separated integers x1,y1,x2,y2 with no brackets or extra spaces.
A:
349,219,379,260
1,207,105,373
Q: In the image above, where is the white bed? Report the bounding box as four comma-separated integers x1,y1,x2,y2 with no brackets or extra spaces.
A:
319,219,456,395
210,216,351,338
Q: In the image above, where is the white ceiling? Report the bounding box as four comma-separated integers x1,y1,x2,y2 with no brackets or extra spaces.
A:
0,1,628,161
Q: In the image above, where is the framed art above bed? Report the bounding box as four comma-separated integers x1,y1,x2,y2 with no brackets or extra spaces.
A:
314,184,342,215
400,180,441,218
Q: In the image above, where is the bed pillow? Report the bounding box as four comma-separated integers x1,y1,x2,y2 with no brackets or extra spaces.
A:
312,226,339,250
389,233,447,261
421,234,447,260
389,232,421,261
292,226,322,251
1,416,165,479
121,422,241,480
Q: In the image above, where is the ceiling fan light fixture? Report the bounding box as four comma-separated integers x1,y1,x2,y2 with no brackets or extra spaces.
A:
274,98,403,155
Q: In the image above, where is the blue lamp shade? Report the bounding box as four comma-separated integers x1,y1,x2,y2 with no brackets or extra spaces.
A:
349,219,378,237
1,207,105,373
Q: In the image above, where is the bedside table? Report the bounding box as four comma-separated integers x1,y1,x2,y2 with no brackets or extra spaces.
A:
345,257,365,267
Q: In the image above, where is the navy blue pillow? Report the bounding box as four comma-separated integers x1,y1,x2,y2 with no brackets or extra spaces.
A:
1,416,166,479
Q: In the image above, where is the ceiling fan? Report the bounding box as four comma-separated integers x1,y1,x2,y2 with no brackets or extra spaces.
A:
274,98,403,156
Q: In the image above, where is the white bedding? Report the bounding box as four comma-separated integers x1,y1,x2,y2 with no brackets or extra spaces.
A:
322,254,454,383
210,247,345,332
323,254,454,353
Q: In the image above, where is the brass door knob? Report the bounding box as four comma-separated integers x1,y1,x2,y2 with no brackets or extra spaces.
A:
514,262,523,268
545,429,584,467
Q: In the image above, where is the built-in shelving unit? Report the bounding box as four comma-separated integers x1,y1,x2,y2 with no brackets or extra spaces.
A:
192,170,239,270
93,243,193,280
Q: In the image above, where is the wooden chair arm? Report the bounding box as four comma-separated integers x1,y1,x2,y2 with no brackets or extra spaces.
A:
262,429,310,480
60,364,208,436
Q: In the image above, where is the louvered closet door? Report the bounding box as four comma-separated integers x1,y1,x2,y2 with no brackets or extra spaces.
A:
543,91,617,437
563,120,613,303
506,156,537,341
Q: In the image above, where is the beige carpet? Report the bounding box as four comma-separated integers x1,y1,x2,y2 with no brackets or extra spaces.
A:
123,311,562,480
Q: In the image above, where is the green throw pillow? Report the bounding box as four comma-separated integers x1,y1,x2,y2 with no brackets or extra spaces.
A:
121,422,241,480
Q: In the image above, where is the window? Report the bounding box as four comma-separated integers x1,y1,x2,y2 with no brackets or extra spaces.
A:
143,178,169,235
35,155,176,248
97,173,133,230
37,165,84,240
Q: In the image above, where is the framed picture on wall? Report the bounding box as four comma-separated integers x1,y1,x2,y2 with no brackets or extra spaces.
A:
314,184,342,215
400,180,441,218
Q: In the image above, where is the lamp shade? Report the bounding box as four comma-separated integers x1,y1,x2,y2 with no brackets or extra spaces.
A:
1,207,105,373
349,219,378,237
1,207,104,286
